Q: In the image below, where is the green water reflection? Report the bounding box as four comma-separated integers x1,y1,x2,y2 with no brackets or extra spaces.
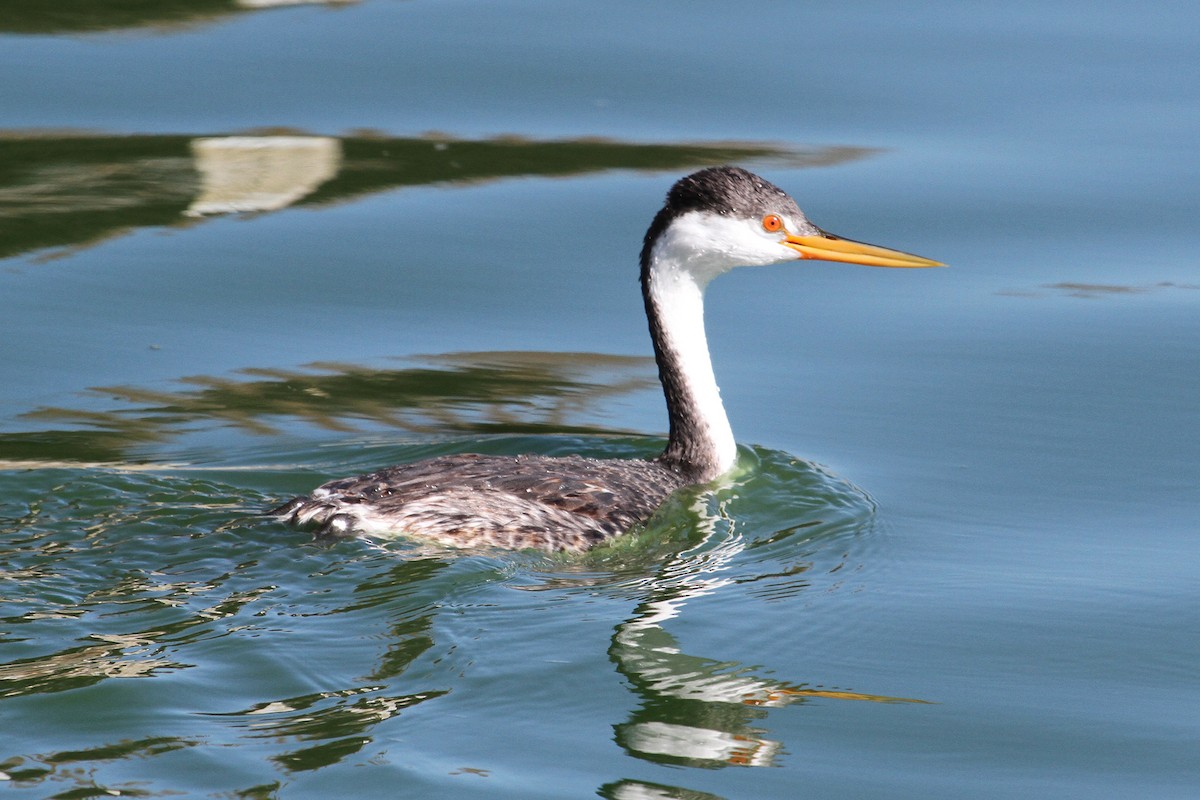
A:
1,351,659,465
0,445,888,796
1,0,355,35
0,132,869,262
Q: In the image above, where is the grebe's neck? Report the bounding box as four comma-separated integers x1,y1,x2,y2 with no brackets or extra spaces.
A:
641,234,737,481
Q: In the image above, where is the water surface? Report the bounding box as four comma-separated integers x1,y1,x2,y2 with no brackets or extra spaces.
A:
2,1,1197,798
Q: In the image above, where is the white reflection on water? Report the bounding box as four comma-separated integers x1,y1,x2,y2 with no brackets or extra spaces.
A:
186,136,342,216
609,492,921,769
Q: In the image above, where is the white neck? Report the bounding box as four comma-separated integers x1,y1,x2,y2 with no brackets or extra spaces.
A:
644,249,737,480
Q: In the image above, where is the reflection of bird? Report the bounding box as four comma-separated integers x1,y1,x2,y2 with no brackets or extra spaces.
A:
271,166,941,551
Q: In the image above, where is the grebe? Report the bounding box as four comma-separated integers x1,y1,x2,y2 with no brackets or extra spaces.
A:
271,166,942,551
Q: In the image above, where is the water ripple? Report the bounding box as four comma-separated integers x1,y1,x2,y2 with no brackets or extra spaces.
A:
0,441,899,794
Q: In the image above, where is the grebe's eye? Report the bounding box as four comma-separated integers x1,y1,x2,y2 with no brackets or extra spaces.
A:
761,214,784,233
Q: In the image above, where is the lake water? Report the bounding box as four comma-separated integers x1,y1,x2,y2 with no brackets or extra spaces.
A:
1,1,1197,798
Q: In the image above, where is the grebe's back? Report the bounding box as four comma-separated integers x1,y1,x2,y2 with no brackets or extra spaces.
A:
272,452,689,551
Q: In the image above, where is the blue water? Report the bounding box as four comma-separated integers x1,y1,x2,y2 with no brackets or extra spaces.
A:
2,1,1198,797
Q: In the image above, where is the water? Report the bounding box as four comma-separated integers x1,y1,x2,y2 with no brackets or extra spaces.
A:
1,1,1197,797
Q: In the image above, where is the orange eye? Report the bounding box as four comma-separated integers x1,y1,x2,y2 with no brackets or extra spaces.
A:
762,214,783,233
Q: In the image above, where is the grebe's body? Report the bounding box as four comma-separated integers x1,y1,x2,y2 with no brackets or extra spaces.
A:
272,167,941,551
273,453,688,551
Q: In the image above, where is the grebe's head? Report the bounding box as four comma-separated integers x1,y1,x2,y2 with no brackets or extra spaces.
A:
641,166,943,286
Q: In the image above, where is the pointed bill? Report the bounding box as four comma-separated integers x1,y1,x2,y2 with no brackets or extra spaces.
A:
783,231,944,268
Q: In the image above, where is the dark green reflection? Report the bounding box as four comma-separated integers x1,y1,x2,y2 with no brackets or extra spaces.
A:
0,131,872,262
207,558,450,774
0,736,199,795
0,134,198,261
0,352,657,466
0,0,319,35
42,735,196,764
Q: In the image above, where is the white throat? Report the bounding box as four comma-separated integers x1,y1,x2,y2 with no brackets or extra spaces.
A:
645,242,738,478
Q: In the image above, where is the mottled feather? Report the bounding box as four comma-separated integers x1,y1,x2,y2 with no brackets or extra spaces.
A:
271,453,689,552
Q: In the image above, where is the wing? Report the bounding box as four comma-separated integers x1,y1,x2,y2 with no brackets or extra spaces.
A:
272,453,690,551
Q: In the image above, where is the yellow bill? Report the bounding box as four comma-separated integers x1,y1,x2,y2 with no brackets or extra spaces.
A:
783,231,944,268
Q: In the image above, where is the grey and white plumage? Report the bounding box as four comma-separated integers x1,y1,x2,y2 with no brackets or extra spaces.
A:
271,453,687,552
270,166,941,551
